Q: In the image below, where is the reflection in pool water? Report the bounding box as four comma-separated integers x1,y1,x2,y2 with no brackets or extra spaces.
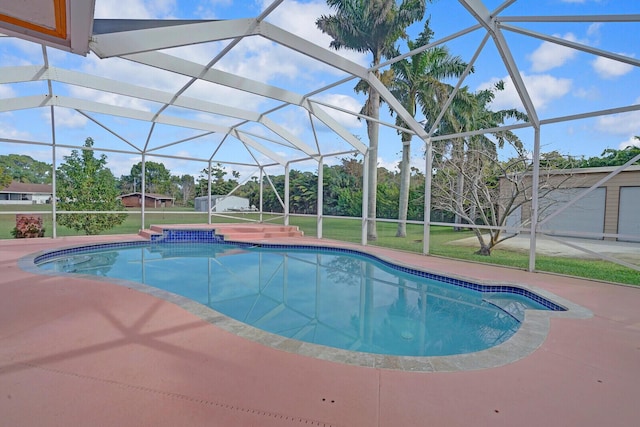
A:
37,242,557,357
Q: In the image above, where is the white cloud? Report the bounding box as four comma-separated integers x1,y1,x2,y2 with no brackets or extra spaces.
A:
591,54,634,79
43,108,88,128
0,85,16,98
181,78,269,112
377,156,400,173
260,0,369,68
82,54,188,92
0,38,43,66
94,0,177,19
0,119,31,140
478,72,572,111
69,86,155,112
618,136,640,150
528,33,580,72
596,109,640,136
102,153,139,178
71,54,195,111
587,22,602,38
312,93,364,129
573,86,600,100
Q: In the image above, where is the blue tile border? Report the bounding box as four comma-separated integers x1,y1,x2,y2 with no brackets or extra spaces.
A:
33,228,566,312
227,242,566,311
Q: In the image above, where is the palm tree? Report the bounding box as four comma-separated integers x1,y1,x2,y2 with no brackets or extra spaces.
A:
389,21,469,237
317,0,427,241
435,83,528,252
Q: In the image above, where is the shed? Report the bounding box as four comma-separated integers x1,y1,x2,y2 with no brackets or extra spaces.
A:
194,195,251,212
501,165,640,242
118,192,174,208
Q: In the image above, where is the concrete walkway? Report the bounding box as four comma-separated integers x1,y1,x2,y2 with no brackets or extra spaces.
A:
450,233,640,265
1,234,639,426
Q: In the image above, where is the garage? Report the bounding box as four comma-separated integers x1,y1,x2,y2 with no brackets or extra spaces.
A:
618,187,640,242
537,187,606,237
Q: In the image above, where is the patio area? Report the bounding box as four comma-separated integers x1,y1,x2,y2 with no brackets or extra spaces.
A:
1,233,639,426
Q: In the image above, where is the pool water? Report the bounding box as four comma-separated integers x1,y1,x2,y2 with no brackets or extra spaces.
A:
37,242,555,357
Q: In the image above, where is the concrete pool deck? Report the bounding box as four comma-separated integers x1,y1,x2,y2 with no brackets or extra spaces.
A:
1,233,639,426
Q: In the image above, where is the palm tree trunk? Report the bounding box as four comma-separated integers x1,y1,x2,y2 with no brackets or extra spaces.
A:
366,87,380,241
396,139,411,237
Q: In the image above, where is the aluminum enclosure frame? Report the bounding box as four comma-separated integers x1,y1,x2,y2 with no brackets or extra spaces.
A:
0,0,638,273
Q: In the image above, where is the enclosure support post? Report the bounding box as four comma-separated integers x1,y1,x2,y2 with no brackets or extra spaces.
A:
50,106,57,238
361,151,369,246
528,127,541,272
259,167,264,223
141,154,146,230
207,160,212,224
317,156,323,239
423,139,433,255
284,163,290,226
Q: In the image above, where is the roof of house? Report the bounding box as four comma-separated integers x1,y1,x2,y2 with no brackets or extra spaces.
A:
117,192,174,201
1,181,53,193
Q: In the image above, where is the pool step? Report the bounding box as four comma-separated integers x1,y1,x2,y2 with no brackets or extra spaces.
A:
139,224,304,241
138,228,161,239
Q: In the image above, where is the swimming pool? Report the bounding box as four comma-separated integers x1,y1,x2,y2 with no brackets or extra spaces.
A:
34,238,567,359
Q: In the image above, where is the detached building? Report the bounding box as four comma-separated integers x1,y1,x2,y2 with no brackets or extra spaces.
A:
0,181,52,205
501,165,640,242
194,195,252,212
118,192,174,208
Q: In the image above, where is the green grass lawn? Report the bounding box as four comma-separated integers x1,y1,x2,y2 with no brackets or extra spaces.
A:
2,205,638,286
291,217,640,286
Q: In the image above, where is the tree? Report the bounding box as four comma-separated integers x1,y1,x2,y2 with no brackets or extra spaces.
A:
195,163,240,197
323,157,363,217
431,141,579,256
174,174,195,206
0,154,52,184
317,0,427,241
434,82,527,231
428,81,532,255
122,161,173,194
285,170,316,214
578,141,640,167
0,166,11,188
56,138,127,235
389,20,469,237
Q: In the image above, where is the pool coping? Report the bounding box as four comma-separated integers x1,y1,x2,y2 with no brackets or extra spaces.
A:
18,239,593,372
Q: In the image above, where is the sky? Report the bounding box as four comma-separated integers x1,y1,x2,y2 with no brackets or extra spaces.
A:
0,0,638,180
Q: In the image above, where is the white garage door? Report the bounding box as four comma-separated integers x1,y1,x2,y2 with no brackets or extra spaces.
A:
618,187,640,242
538,188,606,237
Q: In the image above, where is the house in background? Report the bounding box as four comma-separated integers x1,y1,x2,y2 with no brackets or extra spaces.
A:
0,181,52,204
118,192,175,208
194,195,252,212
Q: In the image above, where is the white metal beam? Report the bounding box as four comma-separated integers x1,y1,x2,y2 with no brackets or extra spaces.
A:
50,95,234,134
304,100,368,154
1,65,264,123
232,130,287,166
259,116,319,158
125,51,306,105
501,24,640,68
125,51,367,154
366,72,430,140
90,19,259,58
458,0,540,126
0,95,51,112
257,21,368,79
